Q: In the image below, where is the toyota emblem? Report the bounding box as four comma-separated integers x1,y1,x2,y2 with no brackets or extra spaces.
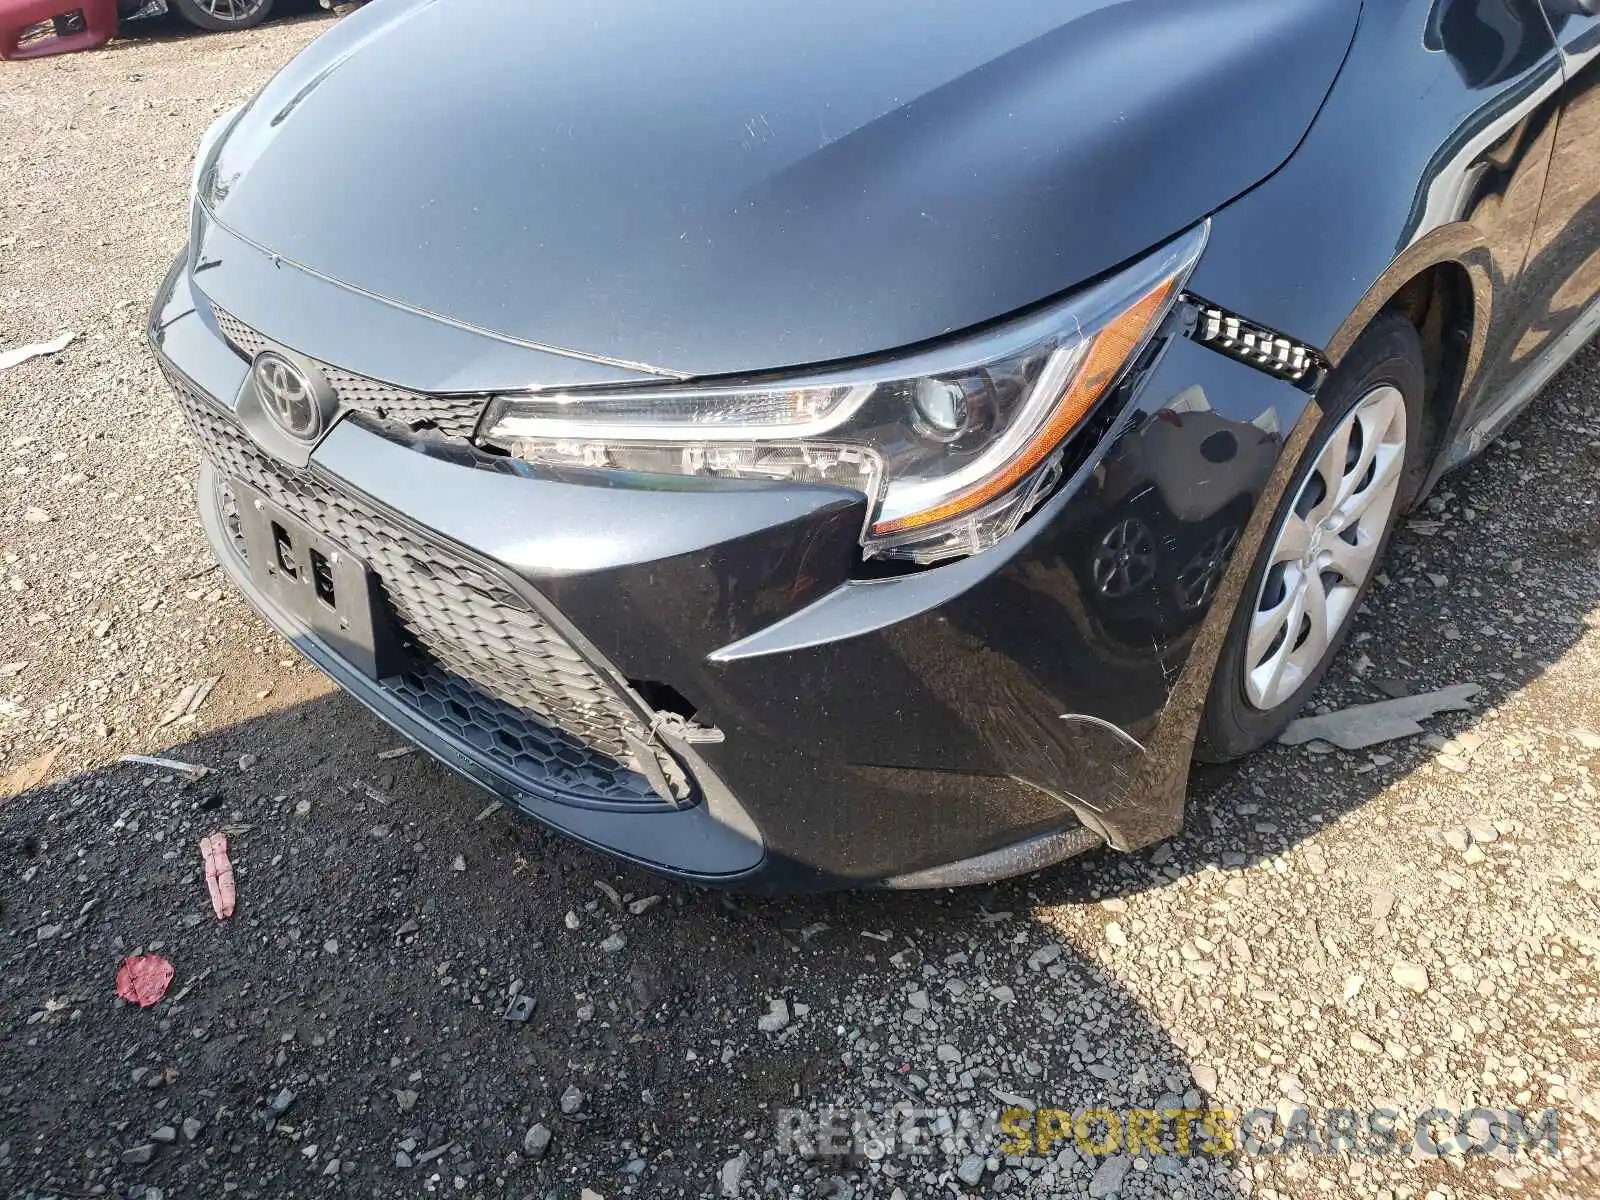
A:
252,352,326,442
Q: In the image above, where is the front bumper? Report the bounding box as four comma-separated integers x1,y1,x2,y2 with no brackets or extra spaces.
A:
151,229,1314,891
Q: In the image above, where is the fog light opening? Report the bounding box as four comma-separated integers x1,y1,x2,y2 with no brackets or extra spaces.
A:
629,679,699,721
630,680,726,746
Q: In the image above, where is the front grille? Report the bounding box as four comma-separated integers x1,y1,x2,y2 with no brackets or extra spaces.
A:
211,306,486,441
167,367,681,809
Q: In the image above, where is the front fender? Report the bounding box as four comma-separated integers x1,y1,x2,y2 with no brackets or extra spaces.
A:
1093,0,1565,841
1190,0,1561,372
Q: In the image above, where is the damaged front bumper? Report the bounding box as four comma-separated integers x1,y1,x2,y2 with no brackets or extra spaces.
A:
150,228,1316,891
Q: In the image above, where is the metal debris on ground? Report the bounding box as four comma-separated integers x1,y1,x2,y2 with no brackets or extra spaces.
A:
0,332,74,372
376,746,415,760
199,832,236,919
502,993,537,1022
115,955,175,1008
472,800,502,822
119,755,212,783
1277,683,1480,750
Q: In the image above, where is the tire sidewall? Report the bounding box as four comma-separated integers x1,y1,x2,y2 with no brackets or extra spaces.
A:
172,0,273,30
1196,314,1426,761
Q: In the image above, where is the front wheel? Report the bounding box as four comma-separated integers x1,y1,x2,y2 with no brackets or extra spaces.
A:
171,0,273,31
1195,312,1426,761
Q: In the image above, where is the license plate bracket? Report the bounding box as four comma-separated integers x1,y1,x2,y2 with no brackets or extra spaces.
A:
229,482,400,680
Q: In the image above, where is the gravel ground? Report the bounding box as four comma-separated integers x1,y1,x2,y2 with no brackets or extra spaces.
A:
2,16,1599,1200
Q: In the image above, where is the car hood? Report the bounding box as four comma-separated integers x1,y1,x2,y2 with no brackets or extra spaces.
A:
204,0,1359,378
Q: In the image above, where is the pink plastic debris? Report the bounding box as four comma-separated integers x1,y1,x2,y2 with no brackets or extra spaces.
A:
115,955,175,1008
199,832,235,920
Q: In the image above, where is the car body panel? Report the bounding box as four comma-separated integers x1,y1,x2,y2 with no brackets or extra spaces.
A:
1513,14,1600,392
187,213,669,392
1190,0,1567,478
201,0,1358,377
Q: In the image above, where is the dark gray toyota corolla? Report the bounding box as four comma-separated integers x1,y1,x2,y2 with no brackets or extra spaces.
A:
150,0,1600,890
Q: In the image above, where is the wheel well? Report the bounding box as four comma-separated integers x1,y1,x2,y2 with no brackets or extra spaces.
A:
1383,262,1474,504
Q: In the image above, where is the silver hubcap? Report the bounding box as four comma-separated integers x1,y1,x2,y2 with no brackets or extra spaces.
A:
1245,385,1407,710
198,0,264,19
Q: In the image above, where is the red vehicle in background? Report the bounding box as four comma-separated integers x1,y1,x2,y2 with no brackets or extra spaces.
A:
3,0,278,61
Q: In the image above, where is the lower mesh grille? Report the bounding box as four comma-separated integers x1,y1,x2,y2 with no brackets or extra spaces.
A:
211,306,486,441
167,366,680,808
387,657,649,790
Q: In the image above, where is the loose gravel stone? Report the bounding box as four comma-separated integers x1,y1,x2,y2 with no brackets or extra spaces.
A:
758,998,790,1033
523,1123,552,1160
1026,943,1062,970
1088,1153,1130,1197
1390,960,1430,993
719,1151,748,1196
265,1089,296,1118
1351,1031,1384,1055
1466,816,1499,843
955,1153,986,1186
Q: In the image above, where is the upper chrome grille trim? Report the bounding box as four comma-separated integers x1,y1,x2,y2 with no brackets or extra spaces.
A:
211,304,487,441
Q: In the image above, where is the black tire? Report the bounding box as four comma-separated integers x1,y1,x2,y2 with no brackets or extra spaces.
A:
1195,312,1426,762
171,0,273,31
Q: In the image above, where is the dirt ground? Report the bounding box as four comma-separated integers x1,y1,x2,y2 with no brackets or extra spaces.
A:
1,12,1598,1200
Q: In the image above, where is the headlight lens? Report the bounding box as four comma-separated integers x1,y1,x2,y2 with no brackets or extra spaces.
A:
482,223,1207,565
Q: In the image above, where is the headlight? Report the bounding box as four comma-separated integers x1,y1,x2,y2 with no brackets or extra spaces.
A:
482,223,1207,566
